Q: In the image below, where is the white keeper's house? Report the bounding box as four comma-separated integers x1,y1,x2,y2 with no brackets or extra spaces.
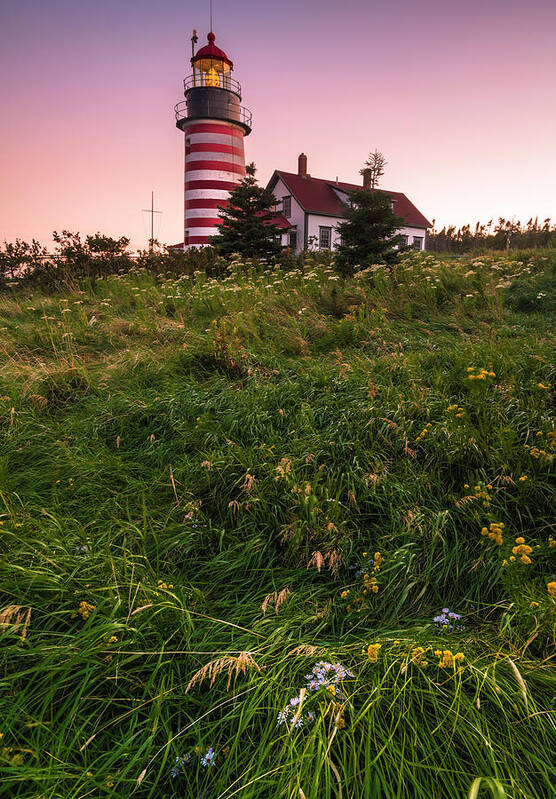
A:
267,153,432,253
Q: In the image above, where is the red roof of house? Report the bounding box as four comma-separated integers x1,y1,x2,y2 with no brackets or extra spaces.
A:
265,212,293,230
269,171,431,229
192,32,234,69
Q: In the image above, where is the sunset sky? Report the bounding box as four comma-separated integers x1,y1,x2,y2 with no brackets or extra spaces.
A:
1,0,555,250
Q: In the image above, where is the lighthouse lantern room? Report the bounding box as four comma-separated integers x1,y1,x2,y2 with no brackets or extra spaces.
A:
175,32,252,248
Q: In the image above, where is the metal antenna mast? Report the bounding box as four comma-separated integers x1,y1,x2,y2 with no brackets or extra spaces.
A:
142,192,162,251
210,0,213,31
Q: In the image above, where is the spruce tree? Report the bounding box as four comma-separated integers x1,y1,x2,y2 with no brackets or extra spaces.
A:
211,163,283,260
335,189,406,276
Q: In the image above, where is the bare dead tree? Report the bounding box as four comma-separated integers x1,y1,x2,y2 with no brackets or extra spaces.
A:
360,150,388,189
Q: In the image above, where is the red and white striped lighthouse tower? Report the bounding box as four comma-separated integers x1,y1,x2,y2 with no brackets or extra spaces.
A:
174,31,252,248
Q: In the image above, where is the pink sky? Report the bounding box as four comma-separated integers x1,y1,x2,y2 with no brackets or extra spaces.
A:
1,0,555,249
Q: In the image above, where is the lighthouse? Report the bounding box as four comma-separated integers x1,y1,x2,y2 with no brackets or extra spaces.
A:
174,32,252,248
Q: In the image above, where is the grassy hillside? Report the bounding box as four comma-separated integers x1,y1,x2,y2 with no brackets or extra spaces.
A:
0,250,554,798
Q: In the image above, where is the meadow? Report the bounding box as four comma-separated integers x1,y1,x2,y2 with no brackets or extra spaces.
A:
0,250,554,798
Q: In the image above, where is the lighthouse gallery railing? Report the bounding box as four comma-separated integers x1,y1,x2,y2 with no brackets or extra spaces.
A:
174,100,252,130
183,73,242,96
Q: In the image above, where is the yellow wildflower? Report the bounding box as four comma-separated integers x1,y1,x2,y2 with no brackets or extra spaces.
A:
482,522,504,545
411,647,428,668
547,582,556,599
367,644,382,663
373,552,384,572
436,650,465,669
512,543,533,557
78,601,95,620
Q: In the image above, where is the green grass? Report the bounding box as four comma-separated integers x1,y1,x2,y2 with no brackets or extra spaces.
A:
0,250,554,798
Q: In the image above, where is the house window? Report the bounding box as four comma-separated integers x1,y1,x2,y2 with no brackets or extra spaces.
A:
319,226,332,249
412,236,423,251
282,196,292,217
289,227,297,250
399,235,409,247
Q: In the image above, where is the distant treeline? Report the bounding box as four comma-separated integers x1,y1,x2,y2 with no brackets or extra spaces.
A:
0,231,312,293
0,231,226,293
2,218,556,293
427,217,556,252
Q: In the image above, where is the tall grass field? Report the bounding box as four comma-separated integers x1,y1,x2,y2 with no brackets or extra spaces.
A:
0,250,555,798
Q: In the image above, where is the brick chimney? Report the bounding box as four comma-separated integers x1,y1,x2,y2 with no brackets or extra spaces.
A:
298,152,308,178
362,168,372,188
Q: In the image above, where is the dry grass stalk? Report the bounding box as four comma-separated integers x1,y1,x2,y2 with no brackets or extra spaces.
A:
380,417,398,429
288,687,306,731
326,548,342,576
275,458,291,480
279,522,296,543
403,438,417,458
307,551,325,572
261,587,291,615
130,604,154,616
308,548,343,576
402,507,424,532
347,490,359,510
186,651,261,693
29,393,48,410
507,657,528,708
312,603,329,620
0,605,31,640
285,644,323,658
228,499,240,516
242,473,257,493
455,495,475,507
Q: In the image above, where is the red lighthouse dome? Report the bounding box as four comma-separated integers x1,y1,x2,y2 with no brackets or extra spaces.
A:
191,32,234,71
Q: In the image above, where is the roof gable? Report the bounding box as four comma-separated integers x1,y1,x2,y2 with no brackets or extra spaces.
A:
268,170,431,229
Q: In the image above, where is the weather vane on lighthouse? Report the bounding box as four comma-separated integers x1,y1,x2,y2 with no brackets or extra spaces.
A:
174,12,252,248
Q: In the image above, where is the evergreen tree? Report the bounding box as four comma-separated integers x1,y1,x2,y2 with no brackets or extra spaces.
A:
335,189,406,276
211,163,283,260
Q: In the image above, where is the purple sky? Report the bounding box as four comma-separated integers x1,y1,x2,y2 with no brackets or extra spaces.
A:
1,0,555,249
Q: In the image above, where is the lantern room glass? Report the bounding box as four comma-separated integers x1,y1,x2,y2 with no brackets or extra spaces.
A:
193,56,232,89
